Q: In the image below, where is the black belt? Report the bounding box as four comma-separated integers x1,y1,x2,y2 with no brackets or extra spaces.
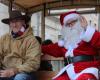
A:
65,55,100,64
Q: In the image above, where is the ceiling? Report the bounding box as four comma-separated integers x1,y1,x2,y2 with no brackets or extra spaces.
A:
1,0,100,15
14,0,57,9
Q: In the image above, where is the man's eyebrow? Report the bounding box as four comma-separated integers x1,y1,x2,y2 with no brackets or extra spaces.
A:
67,19,78,23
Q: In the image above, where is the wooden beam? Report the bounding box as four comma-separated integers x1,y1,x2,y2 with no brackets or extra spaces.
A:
27,5,43,14
27,0,100,15
13,2,27,12
0,0,27,12
97,6,100,31
45,0,100,10
98,14,100,31
41,4,46,41
25,0,62,14
9,0,13,15
1,0,100,15
96,6,100,13
48,9,97,16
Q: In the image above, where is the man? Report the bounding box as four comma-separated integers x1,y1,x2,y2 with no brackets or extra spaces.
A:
42,11,100,80
0,10,41,80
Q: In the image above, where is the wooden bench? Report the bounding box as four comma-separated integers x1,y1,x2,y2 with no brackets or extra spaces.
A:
35,71,58,80
35,55,63,80
35,51,100,80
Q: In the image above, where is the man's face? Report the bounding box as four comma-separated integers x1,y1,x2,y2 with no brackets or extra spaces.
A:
61,18,84,49
64,19,78,28
9,19,25,33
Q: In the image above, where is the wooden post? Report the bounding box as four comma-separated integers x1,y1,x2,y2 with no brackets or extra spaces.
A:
98,14,100,31
9,0,13,15
41,4,45,41
97,6,100,31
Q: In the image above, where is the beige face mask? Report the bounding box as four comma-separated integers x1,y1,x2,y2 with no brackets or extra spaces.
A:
11,26,26,38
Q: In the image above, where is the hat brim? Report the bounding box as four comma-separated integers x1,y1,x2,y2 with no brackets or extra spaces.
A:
2,15,30,24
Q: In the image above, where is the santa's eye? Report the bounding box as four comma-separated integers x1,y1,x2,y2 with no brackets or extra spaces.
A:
65,19,78,27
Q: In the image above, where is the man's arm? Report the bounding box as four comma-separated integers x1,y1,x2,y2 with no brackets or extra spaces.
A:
80,16,100,49
81,26,100,49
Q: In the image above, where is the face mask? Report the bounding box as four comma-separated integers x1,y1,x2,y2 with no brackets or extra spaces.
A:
11,26,26,38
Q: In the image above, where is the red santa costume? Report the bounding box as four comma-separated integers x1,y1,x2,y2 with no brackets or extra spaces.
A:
42,11,100,80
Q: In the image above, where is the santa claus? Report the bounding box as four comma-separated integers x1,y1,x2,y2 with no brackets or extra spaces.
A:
42,11,100,80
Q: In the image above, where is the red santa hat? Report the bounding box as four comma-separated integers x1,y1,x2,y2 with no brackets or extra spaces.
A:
60,11,80,26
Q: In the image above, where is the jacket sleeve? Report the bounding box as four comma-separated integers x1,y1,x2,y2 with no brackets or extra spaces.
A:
16,37,41,73
89,31,100,48
81,26,100,49
42,43,67,57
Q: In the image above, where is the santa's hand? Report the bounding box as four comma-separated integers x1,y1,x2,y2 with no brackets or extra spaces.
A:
42,39,53,45
80,16,88,30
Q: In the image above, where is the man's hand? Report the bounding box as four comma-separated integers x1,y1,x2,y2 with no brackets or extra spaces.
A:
80,16,88,30
0,68,18,78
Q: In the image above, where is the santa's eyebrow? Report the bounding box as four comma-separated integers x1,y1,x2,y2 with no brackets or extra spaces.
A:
67,19,78,24
64,19,78,27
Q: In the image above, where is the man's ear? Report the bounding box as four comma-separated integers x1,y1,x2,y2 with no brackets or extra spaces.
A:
80,16,88,30
80,16,84,22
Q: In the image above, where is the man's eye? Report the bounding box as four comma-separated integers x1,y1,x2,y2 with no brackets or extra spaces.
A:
69,20,76,23
72,20,78,23
69,20,77,24
64,19,78,27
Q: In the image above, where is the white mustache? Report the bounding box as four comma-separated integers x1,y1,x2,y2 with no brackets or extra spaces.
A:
60,20,85,49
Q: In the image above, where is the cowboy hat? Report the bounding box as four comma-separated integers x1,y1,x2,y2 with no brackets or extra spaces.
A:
2,10,30,24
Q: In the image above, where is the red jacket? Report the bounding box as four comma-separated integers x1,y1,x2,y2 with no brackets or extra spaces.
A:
42,31,100,73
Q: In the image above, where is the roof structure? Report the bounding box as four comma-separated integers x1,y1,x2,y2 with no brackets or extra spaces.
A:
0,0,100,40
0,0,100,15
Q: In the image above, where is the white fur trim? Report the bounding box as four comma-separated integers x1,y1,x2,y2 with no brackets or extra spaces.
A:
52,64,99,80
63,13,80,25
58,40,64,47
52,64,77,80
52,65,68,80
80,26,95,42
75,67,99,79
66,64,76,79
65,48,74,57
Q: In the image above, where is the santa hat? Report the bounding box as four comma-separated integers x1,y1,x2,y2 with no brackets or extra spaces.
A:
60,11,80,26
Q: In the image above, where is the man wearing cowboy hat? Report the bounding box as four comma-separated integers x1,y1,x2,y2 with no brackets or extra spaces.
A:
0,10,41,80
42,11,100,80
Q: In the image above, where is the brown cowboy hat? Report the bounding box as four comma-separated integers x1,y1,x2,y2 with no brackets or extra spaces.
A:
2,10,30,24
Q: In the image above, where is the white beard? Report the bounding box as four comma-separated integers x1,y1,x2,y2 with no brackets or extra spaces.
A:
61,20,85,49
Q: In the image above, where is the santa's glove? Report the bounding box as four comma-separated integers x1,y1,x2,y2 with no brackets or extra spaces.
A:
42,39,53,45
